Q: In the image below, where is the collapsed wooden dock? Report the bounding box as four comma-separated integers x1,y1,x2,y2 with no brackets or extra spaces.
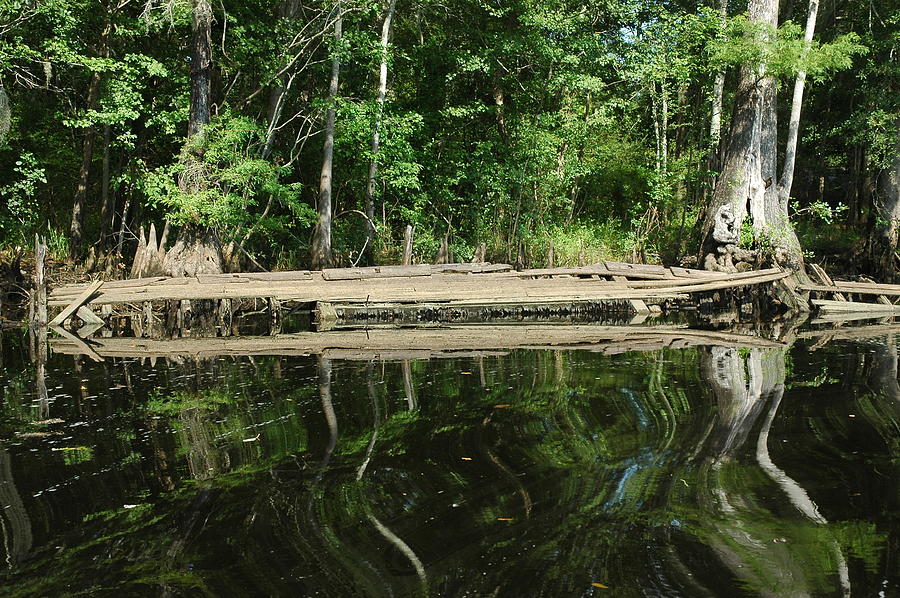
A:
45,262,793,337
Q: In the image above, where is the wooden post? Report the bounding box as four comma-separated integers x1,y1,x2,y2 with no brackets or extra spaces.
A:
143,301,155,338
402,225,414,265
33,234,47,327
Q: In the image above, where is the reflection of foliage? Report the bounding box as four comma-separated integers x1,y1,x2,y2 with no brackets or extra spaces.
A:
1,342,899,596
58,446,94,465
146,388,232,417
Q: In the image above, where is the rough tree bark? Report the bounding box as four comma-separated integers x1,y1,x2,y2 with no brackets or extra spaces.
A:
162,0,224,277
363,0,396,265
873,123,900,280
698,55,765,271
310,6,343,270
0,85,10,144
701,0,810,272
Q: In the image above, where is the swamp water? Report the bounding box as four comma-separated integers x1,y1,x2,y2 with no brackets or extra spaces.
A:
0,327,898,597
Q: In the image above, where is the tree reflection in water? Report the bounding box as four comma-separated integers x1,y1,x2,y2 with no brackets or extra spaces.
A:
0,330,896,596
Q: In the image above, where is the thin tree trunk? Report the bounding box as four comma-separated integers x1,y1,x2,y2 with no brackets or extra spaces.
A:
848,145,861,226
97,124,112,246
116,189,132,255
311,6,342,270
68,70,102,261
874,124,900,280
778,0,819,199
363,0,396,265
708,0,728,153
261,0,301,160
661,83,668,176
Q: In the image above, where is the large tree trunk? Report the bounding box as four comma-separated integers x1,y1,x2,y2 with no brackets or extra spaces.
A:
310,7,342,270
701,0,808,272
164,0,222,277
873,124,900,280
698,61,765,270
363,0,396,266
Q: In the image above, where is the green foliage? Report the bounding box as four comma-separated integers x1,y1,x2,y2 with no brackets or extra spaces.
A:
0,0,890,267
141,113,304,230
710,15,867,79
0,151,45,245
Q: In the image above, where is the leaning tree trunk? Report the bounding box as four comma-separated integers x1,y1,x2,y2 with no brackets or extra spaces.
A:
310,6,342,270
363,0,396,265
162,0,223,278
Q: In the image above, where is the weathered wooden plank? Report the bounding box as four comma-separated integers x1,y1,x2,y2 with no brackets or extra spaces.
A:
76,305,104,326
807,263,847,301
518,266,614,277
812,299,900,313
322,264,433,280
669,266,723,279
48,280,103,327
605,261,667,274
50,325,104,362
800,284,900,297
431,263,512,274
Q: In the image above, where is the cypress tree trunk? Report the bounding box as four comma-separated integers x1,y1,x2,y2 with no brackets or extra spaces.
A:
702,0,808,272
162,0,224,277
311,7,342,270
698,61,764,270
0,85,10,145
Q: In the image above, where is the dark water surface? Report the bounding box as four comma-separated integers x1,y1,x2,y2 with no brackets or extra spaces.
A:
1,327,899,597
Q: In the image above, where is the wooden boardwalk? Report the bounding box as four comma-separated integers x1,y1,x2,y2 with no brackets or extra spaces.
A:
46,262,792,337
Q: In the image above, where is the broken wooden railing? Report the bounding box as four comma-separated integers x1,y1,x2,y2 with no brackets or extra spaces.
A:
798,262,900,317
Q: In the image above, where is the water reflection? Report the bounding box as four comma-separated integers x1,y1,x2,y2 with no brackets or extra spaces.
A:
0,326,897,596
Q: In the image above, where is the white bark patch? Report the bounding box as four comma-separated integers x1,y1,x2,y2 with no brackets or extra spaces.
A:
712,204,739,243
